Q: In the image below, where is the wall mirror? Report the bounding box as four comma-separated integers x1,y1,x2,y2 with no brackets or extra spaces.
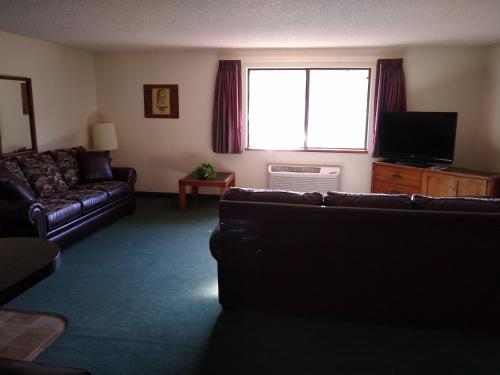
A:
0,75,37,155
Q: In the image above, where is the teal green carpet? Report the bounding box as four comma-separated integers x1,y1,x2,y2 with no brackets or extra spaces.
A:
7,196,500,374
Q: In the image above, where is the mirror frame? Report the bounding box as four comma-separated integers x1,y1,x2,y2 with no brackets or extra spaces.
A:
0,74,37,155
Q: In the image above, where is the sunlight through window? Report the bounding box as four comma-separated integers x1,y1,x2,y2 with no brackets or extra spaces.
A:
308,70,369,149
248,70,306,149
247,68,370,151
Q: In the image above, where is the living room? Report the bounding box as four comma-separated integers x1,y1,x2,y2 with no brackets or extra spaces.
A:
1,1,500,374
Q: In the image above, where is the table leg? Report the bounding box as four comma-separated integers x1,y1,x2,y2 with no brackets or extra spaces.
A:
192,186,199,200
221,174,235,200
179,184,187,211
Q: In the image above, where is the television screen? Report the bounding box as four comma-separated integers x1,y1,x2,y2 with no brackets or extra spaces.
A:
378,112,458,164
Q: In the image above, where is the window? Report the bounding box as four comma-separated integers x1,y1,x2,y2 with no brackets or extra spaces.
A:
247,68,370,151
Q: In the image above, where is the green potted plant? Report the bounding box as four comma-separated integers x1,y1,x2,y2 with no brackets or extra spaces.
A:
195,163,216,180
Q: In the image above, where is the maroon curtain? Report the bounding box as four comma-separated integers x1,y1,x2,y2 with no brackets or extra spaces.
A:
212,60,243,154
372,59,407,156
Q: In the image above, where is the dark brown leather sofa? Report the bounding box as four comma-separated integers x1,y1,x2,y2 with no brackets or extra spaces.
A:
210,188,500,331
0,148,136,248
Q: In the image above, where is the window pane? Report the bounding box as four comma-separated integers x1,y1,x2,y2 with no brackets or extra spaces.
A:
307,70,369,149
248,70,306,149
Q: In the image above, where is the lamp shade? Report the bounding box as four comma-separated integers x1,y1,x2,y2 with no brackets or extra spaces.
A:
92,122,118,151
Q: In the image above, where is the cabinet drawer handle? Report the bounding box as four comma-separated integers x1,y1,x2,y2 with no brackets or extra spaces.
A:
391,174,402,179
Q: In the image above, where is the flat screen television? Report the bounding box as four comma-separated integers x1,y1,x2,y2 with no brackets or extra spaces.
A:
378,111,458,165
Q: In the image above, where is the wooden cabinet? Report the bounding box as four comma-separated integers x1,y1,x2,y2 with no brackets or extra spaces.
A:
422,173,489,197
456,177,489,196
372,161,500,197
422,173,455,196
371,162,423,195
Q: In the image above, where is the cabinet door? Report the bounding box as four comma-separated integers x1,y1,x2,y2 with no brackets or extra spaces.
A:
422,173,455,197
456,177,488,196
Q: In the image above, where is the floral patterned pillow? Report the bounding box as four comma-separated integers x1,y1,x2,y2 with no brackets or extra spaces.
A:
51,148,81,186
17,153,68,197
0,157,30,186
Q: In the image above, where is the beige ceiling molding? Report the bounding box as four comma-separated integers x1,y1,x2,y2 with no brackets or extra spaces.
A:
217,48,405,64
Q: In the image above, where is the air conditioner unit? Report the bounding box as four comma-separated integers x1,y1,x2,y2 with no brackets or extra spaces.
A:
267,164,341,194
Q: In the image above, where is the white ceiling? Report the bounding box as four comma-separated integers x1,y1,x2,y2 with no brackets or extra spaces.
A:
1,0,499,51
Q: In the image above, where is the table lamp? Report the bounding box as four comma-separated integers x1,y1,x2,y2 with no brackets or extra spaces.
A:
92,122,118,151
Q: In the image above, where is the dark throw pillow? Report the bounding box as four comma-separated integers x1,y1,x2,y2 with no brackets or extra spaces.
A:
77,150,113,182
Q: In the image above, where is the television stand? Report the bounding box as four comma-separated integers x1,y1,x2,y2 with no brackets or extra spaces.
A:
371,161,500,197
387,159,452,170
388,159,433,168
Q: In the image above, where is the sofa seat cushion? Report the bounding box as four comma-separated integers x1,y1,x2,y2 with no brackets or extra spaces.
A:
51,148,82,187
36,198,82,229
72,181,130,200
223,187,324,205
412,195,500,212
17,153,68,197
57,189,109,213
324,191,412,209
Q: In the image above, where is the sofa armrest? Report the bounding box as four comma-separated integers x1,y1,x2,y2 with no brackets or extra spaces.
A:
209,223,222,261
0,171,36,201
111,167,137,188
0,199,46,238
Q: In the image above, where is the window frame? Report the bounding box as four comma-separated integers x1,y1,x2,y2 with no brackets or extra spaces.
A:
246,67,371,153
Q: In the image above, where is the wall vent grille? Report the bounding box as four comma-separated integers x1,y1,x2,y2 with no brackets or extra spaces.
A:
268,164,341,194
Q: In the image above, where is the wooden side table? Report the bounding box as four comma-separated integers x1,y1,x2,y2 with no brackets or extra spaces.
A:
178,171,235,211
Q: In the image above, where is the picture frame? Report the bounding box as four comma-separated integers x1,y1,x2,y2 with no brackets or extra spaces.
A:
20,82,29,115
143,84,179,118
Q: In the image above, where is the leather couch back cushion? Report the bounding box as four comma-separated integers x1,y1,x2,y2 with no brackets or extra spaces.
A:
324,191,412,209
223,187,324,205
412,194,500,212
77,150,113,182
51,148,81,186
17,153,68,198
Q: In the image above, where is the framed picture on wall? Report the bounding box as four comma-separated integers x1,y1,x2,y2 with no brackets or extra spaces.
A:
143,84,179,118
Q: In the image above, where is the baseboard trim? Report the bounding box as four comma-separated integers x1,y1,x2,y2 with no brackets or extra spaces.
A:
136,191,177,198
136,191,220,200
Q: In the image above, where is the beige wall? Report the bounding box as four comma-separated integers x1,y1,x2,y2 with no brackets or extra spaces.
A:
0,30,494,193
403,47,487,170
95,50,220,193
95,49,388,193
96,46,491,193
480,42,500,171
0,31,97,151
